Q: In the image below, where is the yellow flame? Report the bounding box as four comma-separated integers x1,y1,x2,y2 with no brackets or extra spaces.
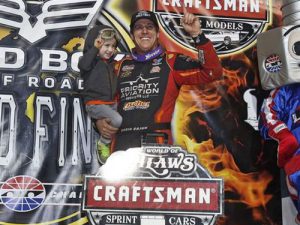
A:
183,135,273,208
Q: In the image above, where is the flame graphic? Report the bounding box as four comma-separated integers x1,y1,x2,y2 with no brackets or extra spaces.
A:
184,137,273,208
172,53,278,224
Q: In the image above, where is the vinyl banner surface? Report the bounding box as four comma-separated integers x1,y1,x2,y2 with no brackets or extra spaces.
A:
0,0,287,225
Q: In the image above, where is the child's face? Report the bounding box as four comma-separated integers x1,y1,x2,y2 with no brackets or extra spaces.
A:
98,38,117,60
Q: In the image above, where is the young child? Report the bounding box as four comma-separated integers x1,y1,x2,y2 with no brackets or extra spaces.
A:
79,25,122,163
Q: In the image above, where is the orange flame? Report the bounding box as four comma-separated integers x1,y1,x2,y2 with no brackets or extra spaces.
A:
183,136,273,208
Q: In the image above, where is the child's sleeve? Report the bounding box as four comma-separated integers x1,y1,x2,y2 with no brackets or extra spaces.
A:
78,47,99,72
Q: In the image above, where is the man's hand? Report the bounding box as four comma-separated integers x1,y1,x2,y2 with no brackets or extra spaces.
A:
96,118,118,139
180,7,202,37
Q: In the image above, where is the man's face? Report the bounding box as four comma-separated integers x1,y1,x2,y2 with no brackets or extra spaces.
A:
131,19,159,54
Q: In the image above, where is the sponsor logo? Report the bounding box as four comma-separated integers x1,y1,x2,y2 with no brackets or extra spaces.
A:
135,10,153,19
0,176,46,212
121,74,159,85
274,123,287,133
123,100,150,111
120,74,160,100
152,58,163,66
122,65,135,72
0,0,104,43
120,71,133,78
198,49,205,64
0,175,83,212
264,54,282,73
150,66,161,73
83,146,223,225
120,65,135,78
145,48,162,60
152,0,271,55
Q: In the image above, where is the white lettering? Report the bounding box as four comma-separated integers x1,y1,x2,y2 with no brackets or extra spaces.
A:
28,76,39,88
0,95,93,167
105,186,116,201
41,49,68,72
0,94,16,165
71,51,82,72
132,186,141,202
167,187,181,203
3,74,14,85
160,0,260,13
94,186,103,201
0,47,24,69
92,185,214,205
243,89,258,130
72,98,92,165
33,96,54,167
44,77,56,88
199,188,210,203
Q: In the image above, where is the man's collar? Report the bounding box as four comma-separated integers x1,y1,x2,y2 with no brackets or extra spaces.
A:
131,45,164,62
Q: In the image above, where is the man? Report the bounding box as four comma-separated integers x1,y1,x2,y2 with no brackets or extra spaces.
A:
98,9,223,151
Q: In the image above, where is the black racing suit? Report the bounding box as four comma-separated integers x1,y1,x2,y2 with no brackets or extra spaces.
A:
113,34,223,151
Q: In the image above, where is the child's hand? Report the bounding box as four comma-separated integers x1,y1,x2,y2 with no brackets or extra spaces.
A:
94,37,103,49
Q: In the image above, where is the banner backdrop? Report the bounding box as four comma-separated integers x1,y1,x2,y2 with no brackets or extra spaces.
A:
0,0,289,225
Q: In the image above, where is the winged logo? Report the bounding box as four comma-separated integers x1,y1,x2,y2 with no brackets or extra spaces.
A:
0,0,104,43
